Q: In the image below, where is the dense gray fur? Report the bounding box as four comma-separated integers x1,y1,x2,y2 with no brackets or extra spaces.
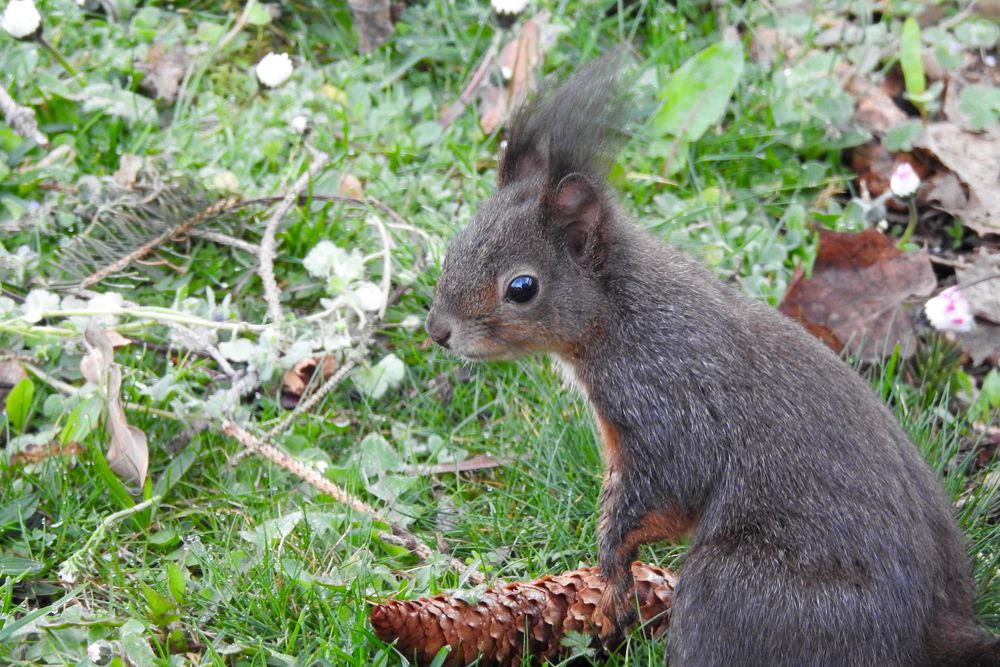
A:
425,54,999,666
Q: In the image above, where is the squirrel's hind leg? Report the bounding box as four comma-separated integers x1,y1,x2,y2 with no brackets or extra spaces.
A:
666,544,929,667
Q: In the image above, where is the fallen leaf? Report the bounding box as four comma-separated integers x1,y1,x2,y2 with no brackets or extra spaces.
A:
477,83,507,135
852,82,909,135
956,251,1000,324
480,12,556,134
10,441,85,466
338,173,364,199
348,0,395,54
84,323,148,488
955,323,1000,366
913,123,1000,235
280,356,337,409
779,227,937,360
748,26,801,66
136,42,189,102
402,454,511,476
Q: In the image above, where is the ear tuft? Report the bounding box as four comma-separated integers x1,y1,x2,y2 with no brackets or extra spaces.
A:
554,174,601,259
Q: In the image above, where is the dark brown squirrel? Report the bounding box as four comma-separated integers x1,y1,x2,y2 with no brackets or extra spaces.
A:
424,53,999,666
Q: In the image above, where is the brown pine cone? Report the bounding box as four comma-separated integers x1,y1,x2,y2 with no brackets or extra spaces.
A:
370,562,675,666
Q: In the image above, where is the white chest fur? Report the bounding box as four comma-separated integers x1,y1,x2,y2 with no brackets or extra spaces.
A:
550,354,588,399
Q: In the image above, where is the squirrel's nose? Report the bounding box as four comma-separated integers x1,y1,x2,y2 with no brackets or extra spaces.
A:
425,312,452,349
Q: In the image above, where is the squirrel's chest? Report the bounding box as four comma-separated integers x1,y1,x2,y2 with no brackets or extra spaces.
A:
550,354,623,463
550,354,588,399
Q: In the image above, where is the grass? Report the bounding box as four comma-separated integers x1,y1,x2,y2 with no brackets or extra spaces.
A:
0,0,997,665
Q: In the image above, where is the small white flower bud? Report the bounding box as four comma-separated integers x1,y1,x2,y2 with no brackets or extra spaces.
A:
255,52,293,88
289,113,309,134
889,162,920,199
1,0,42,39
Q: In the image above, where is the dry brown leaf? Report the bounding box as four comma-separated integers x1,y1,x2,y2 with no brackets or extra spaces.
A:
339,173,364,199
402,454,511,476
280,356,337,410
852,83,908,135
84,324,148,488
956,251,1000,324
748,26,801,66
955,323,1000,366
10,441,85,466
914,123,1000,236
347,0,395,54
477,84,507,135
370,562,675,667
779,227,937,360
136,42,189,102
478,12,556,135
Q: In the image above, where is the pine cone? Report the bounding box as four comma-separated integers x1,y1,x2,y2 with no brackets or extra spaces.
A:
370,562,675,666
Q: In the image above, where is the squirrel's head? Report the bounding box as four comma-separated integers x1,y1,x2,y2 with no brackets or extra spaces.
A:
426,53,627,361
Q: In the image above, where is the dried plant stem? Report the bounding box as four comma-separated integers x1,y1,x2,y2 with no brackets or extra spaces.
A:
222,420,484,584
0,83,48,147
188,229,259,255
78,196,241,289
259,147,330,323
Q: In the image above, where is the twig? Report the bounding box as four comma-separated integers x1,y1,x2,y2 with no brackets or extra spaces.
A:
188,229,260,255
0,83,48,147
78,196,241,289
221,420,484,584
259,147,330,323
58,495,163,585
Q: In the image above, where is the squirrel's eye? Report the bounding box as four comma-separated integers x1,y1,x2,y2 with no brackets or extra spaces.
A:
506,275,538,303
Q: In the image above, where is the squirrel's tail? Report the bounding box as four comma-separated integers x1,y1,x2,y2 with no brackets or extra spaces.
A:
929,617,1000,666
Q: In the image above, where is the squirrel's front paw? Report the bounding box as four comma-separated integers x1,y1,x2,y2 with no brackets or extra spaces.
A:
593,587,637,649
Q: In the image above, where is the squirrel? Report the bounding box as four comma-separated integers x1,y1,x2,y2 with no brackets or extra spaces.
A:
424,53,999,666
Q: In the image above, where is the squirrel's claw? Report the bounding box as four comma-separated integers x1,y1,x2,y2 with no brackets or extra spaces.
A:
594,587,637,650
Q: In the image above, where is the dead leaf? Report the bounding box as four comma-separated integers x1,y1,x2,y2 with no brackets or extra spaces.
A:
339,173,364,199
913,123,1000,236
84,323,148,488
956,251,1000,324
477,84,507,135
852,83,908,135
402,454,511,476
114,154,145,191
955,323,1000,366
748,26,801,66
10,441,85,466
348,0,395,54
478,12,555,134
0,360,28,406
779,227,937,360
136,42,189,102
280,356,337,409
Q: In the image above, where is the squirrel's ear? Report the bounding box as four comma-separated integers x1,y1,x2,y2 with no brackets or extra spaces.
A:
554,173,601,260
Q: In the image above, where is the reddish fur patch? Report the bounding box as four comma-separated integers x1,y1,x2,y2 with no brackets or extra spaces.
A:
595,414,622,464
621,507,699,551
